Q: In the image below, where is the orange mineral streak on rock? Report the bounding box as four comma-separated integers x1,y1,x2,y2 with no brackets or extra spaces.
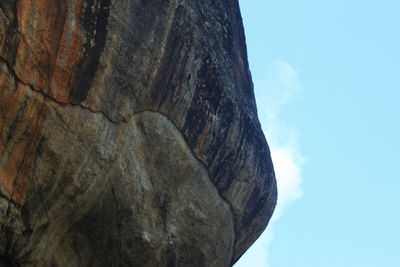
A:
49,0,85,103
14,0,85,103
0,82,48,205
194,122,212,155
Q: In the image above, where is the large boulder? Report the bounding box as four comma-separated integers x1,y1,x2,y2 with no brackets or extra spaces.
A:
0,0,277,266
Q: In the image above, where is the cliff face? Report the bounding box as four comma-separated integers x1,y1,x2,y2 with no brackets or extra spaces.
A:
0,0,277,266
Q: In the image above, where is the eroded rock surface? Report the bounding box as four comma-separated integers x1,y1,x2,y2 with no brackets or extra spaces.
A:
0,0,277,266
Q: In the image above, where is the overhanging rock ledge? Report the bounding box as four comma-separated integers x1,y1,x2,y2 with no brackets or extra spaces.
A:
0,0,277,266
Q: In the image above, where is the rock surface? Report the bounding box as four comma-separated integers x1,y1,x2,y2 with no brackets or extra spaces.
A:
0,0,277,266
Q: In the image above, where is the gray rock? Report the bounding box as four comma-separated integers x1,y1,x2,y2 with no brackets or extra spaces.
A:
0,0,276,266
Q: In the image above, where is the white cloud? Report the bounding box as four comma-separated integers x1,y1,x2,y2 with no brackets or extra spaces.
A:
270,147,304,219
256,59,302,121
235,59,305,267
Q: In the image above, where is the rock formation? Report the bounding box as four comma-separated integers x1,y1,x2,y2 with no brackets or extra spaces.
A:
0,0,277,266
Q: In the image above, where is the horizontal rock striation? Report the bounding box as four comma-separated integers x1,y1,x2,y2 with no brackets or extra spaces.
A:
0,0,277,266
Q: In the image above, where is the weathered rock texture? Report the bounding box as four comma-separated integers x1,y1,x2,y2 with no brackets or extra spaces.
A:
0,0,277,266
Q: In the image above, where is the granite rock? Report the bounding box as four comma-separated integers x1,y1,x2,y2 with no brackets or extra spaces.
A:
0,0,277,266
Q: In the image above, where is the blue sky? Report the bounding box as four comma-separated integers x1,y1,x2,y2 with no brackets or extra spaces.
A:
236,1,400,267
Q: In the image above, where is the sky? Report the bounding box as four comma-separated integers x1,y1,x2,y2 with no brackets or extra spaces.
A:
235,1,400,267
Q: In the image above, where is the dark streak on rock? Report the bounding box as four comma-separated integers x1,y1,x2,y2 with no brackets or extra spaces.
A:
69,0,111,103
33,136,46,160
221,0,254,100
0,226,15,267
0,0,20,66
150,5,193,109
6,96,28,144
183,53,235,172
183,54,220,148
